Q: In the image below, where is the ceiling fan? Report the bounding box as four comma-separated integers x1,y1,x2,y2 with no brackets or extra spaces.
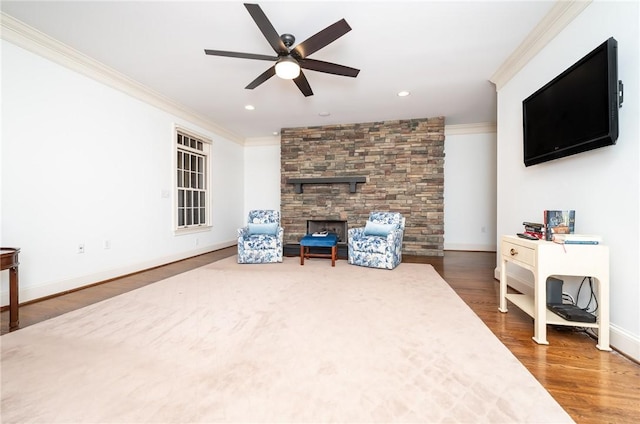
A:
204,3,360,97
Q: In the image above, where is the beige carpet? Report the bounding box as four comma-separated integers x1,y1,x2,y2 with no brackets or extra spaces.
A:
1,256,573,423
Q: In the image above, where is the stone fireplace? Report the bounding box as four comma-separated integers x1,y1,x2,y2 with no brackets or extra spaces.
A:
280,116,445,256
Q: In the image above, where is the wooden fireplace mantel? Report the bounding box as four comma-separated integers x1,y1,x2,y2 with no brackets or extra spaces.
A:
287,177,366,194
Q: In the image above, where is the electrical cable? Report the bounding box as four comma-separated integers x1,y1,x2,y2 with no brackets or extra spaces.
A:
562,292,575,305
587,277,599,313
576,276,587,305
576,276,599,313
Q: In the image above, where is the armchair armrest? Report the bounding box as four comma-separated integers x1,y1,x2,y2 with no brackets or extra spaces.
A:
348,227,366,239
386,227,404,240
238,227,249,238
387,228,404,253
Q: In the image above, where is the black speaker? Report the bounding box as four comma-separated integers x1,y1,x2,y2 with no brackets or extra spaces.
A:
546,277,564,305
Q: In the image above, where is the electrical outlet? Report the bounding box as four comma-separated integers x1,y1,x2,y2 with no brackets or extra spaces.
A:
104,240,111,249
195,238,199,246
77,244,85,254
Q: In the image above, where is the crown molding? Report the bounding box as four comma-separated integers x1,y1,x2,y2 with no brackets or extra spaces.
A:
244,136,282,147
490,0,592,90
247,124,497,141
445,122,496,136
0,12,244,145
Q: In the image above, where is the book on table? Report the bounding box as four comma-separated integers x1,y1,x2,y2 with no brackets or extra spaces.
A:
312,231,329,237
552,234,602,244
521,221,544,239
522,221,544,229
543,210,575,241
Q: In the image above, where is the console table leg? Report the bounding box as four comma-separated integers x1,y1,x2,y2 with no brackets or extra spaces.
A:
9,266,19,329
532,274,549,345
498,258,508,313
595,276,612,351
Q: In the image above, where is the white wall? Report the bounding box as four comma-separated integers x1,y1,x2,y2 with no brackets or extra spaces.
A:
496,0,639,359
243,137,281,221
444,126,497,251
1,40,244,303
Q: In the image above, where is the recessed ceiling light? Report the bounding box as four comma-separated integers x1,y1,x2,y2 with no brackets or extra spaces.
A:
318,111,331,117
397,91,410,97
245,105,255,110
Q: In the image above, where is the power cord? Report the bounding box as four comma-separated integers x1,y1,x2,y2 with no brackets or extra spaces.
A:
552,325,599,342
562,292,575,305
576,276,599,313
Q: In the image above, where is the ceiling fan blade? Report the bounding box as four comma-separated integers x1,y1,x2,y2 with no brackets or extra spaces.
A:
293,71,314,97
291,19,352,59
245,66,276,89
204,49,277,61
244,3,288,55
300,58,360,77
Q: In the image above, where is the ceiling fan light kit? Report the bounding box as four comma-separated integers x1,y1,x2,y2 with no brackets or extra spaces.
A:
204,3,359,96
275,57,300,80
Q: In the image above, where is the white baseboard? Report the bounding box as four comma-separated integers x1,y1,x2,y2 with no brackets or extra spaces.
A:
5,241,236,305
444,243,497,252
495,266,640,362
609,324,640,363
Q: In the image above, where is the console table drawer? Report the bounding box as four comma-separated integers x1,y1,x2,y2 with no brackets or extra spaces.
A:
501,241,535,267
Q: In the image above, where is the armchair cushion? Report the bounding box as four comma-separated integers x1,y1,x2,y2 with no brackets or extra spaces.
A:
247,222,278,235
364,221,396,237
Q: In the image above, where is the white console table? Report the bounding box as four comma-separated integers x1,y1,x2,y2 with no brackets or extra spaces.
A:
499,235,610,350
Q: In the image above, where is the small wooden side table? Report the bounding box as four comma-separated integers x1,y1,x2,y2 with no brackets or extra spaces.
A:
300,234,338,267
1,247,20,330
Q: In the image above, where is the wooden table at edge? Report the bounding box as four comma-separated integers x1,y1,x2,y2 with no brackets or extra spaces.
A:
1,247,20,330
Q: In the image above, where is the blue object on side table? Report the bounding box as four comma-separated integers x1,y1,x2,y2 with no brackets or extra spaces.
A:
300,234,338,267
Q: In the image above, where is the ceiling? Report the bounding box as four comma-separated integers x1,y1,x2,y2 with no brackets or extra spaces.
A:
1,1,557,140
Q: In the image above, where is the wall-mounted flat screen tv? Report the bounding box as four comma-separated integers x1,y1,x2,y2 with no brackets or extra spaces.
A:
522,37,621,167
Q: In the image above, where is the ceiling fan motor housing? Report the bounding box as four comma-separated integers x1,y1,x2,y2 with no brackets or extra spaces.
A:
280,33,295,49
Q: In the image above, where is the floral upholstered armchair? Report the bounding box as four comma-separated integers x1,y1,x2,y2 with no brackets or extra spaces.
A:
237,209,284,264
348,211,405,269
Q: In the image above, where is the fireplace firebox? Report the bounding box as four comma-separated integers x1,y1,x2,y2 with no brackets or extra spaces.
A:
306,220,348,244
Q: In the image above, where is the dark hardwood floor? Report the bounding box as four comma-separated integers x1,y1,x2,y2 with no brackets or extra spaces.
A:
2,249,638,423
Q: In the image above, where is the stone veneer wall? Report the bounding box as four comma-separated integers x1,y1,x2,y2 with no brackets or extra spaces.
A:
280,116,445,256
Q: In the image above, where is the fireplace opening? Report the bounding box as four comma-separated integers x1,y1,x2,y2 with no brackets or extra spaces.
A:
307,220,348,244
